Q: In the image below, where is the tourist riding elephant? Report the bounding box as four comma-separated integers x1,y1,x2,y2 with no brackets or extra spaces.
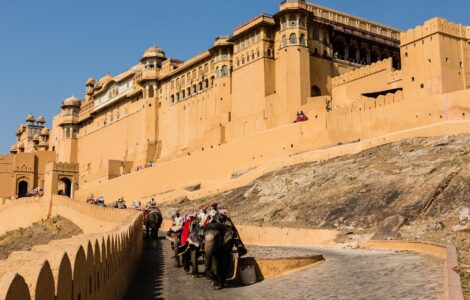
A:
145,209,163,239
204,222,235,289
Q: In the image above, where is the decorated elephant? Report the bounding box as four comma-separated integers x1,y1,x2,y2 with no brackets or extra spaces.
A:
204,222,235,289
178,217,203,275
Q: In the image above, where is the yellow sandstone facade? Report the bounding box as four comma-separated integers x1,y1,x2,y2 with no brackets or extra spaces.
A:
1,0,469,202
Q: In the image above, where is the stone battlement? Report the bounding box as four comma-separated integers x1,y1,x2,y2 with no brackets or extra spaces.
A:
0,196,142,300
401,17,469,46
332,58,393,87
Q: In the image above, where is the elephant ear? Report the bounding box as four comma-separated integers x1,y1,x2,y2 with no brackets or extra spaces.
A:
224,227,234,244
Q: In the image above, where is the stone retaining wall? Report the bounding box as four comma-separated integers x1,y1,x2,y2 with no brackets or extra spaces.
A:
0,197,46,236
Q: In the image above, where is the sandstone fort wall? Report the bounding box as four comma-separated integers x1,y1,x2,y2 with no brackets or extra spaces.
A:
74,87,470,204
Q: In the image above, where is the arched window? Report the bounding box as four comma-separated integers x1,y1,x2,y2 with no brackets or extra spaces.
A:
257,49,260,58
182,90,185,98
299,16,306,28
241,56,245,64
237,59,240,67
299,34,306,46
282,35,287,47
187,87,191,97
289,15,297,27
210,76,215,87
148,86,154,98
251,51,255,60
199,82,203,91
176,93,180,101
171,95,175,103
289,33,297,44
204,79,209,88
311,85,322,97
193,85,197,94
221,65,229,77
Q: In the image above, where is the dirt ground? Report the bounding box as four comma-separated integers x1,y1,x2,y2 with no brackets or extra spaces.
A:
0,215,83,260
161,134,470,299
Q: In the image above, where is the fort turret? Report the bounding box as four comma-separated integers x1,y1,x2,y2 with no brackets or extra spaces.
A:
400,17,470,98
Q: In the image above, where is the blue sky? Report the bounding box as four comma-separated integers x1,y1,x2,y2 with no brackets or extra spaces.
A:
0,0,469,152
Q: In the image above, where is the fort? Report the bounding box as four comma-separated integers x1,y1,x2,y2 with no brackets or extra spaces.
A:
0,0,468,299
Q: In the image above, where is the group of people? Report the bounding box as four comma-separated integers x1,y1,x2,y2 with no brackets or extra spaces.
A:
85,194,160,211
294,111,309,123
15,187,44,199
86,194,107,207
169,203,247,289
135,161,156,172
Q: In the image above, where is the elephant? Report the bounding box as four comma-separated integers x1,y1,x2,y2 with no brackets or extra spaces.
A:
179,219,202,275
170,231,182,267
204,222,235,289
182,244,200,276
145,210,162,239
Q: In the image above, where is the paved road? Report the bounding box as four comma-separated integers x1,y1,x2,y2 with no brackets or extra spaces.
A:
125,239,445,300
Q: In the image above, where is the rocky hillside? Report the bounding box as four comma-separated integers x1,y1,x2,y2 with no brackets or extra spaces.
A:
0,215,83,260
161,134,470,297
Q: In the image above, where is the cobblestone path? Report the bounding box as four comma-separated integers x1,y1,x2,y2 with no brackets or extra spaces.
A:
125,239,445,300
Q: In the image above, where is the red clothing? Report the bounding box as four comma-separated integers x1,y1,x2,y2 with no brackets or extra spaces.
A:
180,217,195,246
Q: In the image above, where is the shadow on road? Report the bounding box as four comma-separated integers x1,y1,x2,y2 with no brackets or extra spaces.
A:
125,237,165,300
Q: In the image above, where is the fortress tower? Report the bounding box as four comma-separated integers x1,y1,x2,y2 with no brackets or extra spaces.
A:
275,7,311,124
54,96,80,164
400,18,470,99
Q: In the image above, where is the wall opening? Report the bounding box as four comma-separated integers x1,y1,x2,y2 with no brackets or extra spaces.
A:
311,85,322,97
59,177,72,197
18,180,28,197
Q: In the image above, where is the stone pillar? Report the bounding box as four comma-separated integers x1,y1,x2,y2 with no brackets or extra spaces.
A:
145,85,150,98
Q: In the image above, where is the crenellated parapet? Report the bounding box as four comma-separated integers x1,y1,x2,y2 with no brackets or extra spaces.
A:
0,196,143,300
401,17,469,46
332,58,393,87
